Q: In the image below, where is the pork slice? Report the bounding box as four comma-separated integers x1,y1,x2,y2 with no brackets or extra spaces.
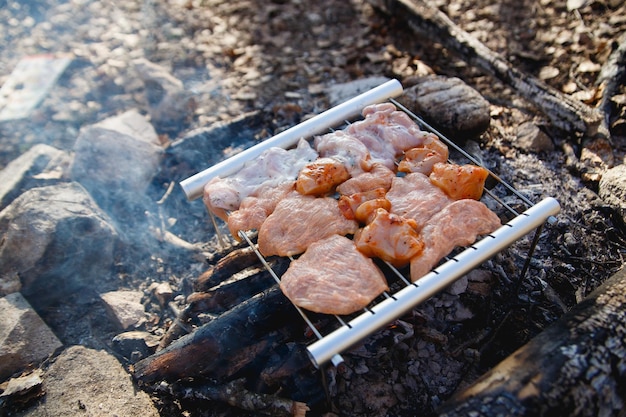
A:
257,191,359,257
279,234,389,315
203,138,318,219
313,130,372,176
227,181,295,238
336,163,396,196
410,199,501,282
386,173,453,230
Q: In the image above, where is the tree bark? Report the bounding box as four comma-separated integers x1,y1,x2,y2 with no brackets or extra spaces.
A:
438,267,626,417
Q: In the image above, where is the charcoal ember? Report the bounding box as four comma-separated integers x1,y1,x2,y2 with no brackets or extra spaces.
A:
0,293,63,381
0,143,71,210
0,182,118,306
397,75,491,139
0,370,44,409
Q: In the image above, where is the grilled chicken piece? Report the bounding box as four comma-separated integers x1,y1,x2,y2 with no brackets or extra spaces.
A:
354,208,424,267
338,188,388,221
296,157,350,196
410,199,501,281
398,134,449,175
203,139,318,220
313,130,373,176
279,234,389,315
429,162,490,201
336,163,396,196
257,191,359,257
227,182,295,238
386,172,453,230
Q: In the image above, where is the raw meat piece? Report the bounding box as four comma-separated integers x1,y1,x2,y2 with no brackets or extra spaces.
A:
279,234,389,315
386,172,453,230
203,139,318,220
227,182,295,238
354,208,424,267
296,157,350,196
429,162,489,200
410,199,501,281
313,130,372,176
257,191,359,257
398,134,449,175
347,103,433,169
336,163,396,196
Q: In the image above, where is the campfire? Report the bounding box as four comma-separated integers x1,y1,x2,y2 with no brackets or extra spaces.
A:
1,0,625,416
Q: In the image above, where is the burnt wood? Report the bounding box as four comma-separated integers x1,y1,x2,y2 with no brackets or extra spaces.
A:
438,267,626,416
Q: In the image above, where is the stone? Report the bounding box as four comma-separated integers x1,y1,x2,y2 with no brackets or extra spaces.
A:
150,281,174,306
0,144,71,210
0,183,118,305
598,164,626,223
70,112,163,209
0,293,63,381
111,331,160,361
100,290,146,330
15,345,159,417
514,121,555,152
133,58,196,135
396,75,492,139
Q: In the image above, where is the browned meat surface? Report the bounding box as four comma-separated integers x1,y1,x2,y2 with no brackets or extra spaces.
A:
337,188,387,221
257,191,359,257
336,163,396,196
354,208,424,267
410,199,501,281
398,134,449,175
429,162,490,200
386,172,453,230
227,182,295,238
279,234,389,315
296,157,350,196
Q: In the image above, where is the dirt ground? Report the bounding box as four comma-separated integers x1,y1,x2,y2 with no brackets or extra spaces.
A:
1,0,625,416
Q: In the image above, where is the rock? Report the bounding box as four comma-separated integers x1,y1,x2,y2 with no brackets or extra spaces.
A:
0,144,71,210
396,75,491,139
133,58,196,135
150,281,174,306
70,111,164,219
598,164,626,223
514,121,555,152
15,345,159,417
0,370,44,408
0,183,118,305
111,331,160,361
100,290,146,330
0,293,63,381
325,76,392,107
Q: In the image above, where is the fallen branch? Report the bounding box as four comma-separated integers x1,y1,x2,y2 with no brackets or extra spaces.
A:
438,266,626,416
369,0,616,179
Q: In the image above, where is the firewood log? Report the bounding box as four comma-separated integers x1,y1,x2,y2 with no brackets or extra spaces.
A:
196,246,262,291
133,285,307,383
438,266,626,417
368,0,615,180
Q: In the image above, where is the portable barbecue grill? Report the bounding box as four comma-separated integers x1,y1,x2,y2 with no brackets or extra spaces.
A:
180,79,561,368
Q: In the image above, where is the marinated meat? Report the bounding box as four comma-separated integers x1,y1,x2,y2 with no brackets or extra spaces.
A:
257,191,359,257
203,138,318,220
410,199,501,281
227,182,295,238
429,162,490,200
354,208,424,267
296,157,350,196
336,163,395,196
313,130,372,176
398,134,449,175
337,188,387,221
347,103,433,169
279,234,389,315
354,198,392,224
386,173,453,230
